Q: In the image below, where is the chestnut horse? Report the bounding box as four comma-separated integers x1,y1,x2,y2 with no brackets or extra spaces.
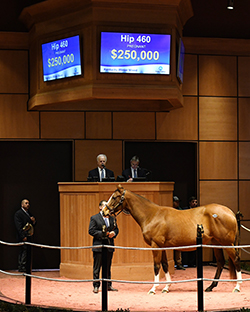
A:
103,185,242,294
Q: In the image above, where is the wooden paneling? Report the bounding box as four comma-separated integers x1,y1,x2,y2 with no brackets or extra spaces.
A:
75,140,122,181
40,112,85,139
0,32,29,49
86,112,112,139
199,142,237,179
59,182,174,279
182,54,198,96
0,50,28,94
200,181,238,214
239,98,250,141
156,97,198,140
238,56,250,97
0,95,39,138
60,193,97,264
239,142,250,179
239,181,250,220
199,97,237,140
199,55,237,96
184,37,250,56
113,112,155,140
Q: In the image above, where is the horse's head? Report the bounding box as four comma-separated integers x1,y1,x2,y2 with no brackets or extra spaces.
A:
103,184,126,216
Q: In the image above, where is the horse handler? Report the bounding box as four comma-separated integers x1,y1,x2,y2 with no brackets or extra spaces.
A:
89,200,119,294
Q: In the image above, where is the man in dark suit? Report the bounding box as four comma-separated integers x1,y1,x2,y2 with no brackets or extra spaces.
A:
88,154,114,182
89,200,119,293
122,155,148,182
14,199,36,272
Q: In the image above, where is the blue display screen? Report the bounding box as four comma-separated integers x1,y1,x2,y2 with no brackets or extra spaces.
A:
100,32,171,75
177,38,185,84
42,35,82,81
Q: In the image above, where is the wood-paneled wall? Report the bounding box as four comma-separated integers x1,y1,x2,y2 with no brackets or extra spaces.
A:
1,32,250,261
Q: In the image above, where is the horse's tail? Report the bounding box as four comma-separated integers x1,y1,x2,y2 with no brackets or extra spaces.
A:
234,211,242,259
228,212,242,279
228,257,236,280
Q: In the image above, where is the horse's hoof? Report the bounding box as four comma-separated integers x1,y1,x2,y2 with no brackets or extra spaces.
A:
162,289,169,293
233,288,240,293
205,287,213,292
148,291,155,295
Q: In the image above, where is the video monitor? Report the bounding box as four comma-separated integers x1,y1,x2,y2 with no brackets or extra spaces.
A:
100,32,171,75
116,175,125,182
177,38,185,84
42,35,82,81
133,177,146,182
87,176,98,182
101,177,116,182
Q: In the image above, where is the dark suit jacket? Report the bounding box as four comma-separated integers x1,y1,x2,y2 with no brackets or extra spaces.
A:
122,167,148,181
89,212,119,252
14,209,36,241
88,167,114,182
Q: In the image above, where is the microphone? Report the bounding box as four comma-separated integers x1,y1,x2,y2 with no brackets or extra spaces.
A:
145,170,152,176
101,164,106,169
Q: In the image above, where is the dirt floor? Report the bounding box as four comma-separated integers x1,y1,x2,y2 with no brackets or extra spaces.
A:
0,266,250,312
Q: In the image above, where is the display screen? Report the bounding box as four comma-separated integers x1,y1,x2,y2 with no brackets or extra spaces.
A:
42,35,82,81
177,38,185,84
100,32,171,75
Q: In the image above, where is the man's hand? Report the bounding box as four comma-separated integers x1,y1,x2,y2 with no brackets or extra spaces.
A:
23,237,27,242
108,231,115,238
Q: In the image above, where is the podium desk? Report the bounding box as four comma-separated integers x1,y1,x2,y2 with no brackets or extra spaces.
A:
58,182,174,280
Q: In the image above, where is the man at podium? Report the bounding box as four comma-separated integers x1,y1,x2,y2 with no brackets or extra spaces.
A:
88,154,114,182
122,155,148,182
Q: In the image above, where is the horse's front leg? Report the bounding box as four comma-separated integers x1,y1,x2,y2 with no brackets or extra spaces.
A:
148,249,162,294
161,249,171,293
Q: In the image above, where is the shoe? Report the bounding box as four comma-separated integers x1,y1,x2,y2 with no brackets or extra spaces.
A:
108,286,118,291
93,287,99,293
176,265,186,270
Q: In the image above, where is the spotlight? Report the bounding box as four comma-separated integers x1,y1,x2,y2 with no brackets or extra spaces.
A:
227,0,234,9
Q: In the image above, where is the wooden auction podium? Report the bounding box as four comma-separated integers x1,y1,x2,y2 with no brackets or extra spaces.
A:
58,182,175,280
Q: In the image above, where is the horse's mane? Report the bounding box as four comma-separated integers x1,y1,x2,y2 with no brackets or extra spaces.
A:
130,190,160,207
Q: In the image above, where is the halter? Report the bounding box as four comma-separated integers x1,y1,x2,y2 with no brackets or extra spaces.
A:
106,189,126,217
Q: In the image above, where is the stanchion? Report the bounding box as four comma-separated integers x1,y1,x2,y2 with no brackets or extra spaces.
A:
25,243,32,304
102,244,108,312
197,224,204,312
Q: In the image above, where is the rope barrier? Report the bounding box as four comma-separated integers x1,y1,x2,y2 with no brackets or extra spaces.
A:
0,269,23,276
0,218,249,311
0,223,249,289
241,224,250,232
242,248,250,255
1,270,250,285
1,227,250,312
1,239,250,251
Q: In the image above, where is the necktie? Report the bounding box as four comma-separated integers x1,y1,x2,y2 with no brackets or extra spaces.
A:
101,169,104,181
104,217,109,227
134,169,137,178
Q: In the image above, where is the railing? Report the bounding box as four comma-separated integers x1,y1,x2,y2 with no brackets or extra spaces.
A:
1,223,250,312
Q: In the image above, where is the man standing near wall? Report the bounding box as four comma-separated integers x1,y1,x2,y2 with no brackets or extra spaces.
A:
14,199,36,272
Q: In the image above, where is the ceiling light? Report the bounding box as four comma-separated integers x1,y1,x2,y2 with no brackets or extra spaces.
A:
227,0,234,9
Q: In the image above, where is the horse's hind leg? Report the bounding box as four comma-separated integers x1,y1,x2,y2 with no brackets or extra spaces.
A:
226,247,242,292
205,248,225,292
161,250,171,293
148,249,162,294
